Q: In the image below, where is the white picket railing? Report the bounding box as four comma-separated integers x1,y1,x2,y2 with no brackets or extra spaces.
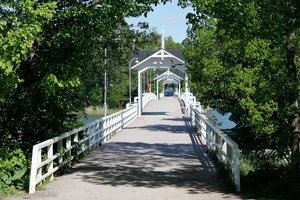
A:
29,92,158,194
29,103,138,194
142,93,156,108
180,92,240,192
133,92,157,108
180,92,201,115
159,92,164,99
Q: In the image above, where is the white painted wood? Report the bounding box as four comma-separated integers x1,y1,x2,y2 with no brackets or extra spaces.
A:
180,92,240,192
47,144,54,181
138,71,142,116
29,99,155,193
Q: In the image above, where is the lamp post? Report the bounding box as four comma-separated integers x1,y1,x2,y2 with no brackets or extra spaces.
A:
103,48,107,117
129,58,139,106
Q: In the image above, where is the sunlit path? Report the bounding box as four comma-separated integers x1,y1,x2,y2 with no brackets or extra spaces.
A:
11,97,240,200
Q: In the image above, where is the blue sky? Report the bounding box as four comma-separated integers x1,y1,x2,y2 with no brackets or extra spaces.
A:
126,1,193,43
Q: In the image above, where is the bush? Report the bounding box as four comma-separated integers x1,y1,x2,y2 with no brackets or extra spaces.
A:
0,148,29,194
239,151,300,199
240,154,256,176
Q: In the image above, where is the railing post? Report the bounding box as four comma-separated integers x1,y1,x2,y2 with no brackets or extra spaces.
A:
90,125,95,147
94,122,100,145
74,132,79,154
233,145,241,192
121,110,125,129
57,140,63,164
47,144,54,181
66,136,71,158
29,145,39,194
221,139,226,162
37,148,42,183
103,118,108,142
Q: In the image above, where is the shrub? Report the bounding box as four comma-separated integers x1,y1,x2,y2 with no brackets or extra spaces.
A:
0,148,29,194
240,154,256,176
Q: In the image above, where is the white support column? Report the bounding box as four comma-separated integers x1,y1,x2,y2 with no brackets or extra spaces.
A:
156,80,159,100
185,71,189,93
179,81,181,97
138,71,142,116
154,78,156,98
149,69,152,93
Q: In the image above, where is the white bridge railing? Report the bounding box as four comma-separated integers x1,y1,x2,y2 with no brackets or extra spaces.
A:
29,93,156,194
133,92,157,108
180,92,240,192
142,93,156,108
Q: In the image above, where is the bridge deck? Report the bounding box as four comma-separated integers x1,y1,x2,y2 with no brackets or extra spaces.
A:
15,97,240,200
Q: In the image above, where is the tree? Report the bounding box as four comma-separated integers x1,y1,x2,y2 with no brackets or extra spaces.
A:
181,0,300,170
0,0,177,192
0,0,171,154
165,36,182,49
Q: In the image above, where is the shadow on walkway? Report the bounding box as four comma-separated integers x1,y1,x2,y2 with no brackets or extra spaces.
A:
72,140,225,195
142,112,167,115
125,124,188,134
34,98,240,200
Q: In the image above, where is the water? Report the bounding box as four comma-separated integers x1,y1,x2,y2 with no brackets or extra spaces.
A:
82,114,103,124
205,110,236,130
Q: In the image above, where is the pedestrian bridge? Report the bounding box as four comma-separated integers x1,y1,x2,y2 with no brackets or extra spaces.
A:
25,92,241,200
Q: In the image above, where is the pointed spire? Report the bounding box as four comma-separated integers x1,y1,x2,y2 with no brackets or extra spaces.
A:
161,24,165,49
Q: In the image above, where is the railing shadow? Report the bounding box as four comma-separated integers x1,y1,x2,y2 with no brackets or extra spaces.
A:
70,141,232,197
142,112,167,115
162,117,185,122
138,124,188,134
50,97,241,199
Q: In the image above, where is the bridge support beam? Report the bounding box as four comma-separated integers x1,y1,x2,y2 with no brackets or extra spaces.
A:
179,81,181,97
156,79,159,100
138,70,143,116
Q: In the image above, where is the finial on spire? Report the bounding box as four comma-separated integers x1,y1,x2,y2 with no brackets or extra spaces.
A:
161,24,165,49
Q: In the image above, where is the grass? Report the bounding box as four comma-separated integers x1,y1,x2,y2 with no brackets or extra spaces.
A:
82,106,122,124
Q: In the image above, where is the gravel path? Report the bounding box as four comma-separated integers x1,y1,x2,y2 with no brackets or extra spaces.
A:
8,97,241,200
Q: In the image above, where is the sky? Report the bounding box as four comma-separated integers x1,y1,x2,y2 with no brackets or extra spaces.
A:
125,0,194,43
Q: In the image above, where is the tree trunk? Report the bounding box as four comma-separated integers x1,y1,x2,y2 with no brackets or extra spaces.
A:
286,32,300,171
291,114,300,171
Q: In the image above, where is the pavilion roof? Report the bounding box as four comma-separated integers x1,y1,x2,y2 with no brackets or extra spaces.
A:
131,49,187,76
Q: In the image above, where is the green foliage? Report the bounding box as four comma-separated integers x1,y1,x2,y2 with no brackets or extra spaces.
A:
180,1,300,195
0,0,171,151
182,0,300,161
240,155,256,176
239,151,300,199
0,148,29,194
0,0,175,192
0,0,56,74
165,36,182,50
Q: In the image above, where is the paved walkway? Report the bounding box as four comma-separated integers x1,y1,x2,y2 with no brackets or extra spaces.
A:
10,97,241,200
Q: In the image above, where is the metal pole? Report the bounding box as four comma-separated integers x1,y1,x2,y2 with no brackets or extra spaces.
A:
129,58,138,107
129,61,131,106
104,48,107,117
